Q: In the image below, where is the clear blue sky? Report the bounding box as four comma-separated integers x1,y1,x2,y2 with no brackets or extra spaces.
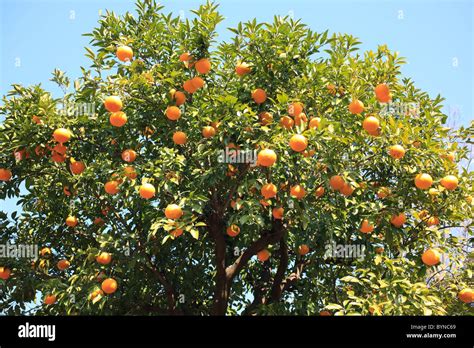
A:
1,0,473,213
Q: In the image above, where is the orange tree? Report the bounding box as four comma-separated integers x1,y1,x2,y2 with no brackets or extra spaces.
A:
0,0,473,315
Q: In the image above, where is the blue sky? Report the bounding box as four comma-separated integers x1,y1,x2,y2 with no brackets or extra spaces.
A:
0,0,473,214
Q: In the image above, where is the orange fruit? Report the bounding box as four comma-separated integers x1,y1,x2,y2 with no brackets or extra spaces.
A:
426,216,440,227
165,204,183,219
57,259,70,271
319,311,331,316
444,152,456,162
289,134,308,152
0,267,11,280
421,249,441,266
235,62,251,76
294,112,308,127
362,116,380,133
195,58,211,74
53,128,72,143
272,207,284,220
315,186,325,197
388,145,405,159
44,294,57,305
66,216,78,227
101,278,118,294
0,168,12,181
89,289,104,300
183,79,198,94
259,112,273,126
53,144,67,155
374,83,391,103
32,115,43,125
121,149,137,163
173,91,186,106
375,247,384,254
440,175,458,190
104,96,122,113
173,131,187,145
329,175,345,191
109,111,127,127
191,76,205,90
360,219,375,233
104,180,120,195
290,184,306,199
280,116,294,129
166,106,181,121
170,228,183,237
377,187,391,198
139,183,156,199
179,52,192,62
340,183,354,196
52,150,67,162
252,89,267,104
202,126,216,138
308,117,320,129
298,244,310,256
257,249,270,262
96,252,112,265
93,217,105,226
116,45,133,62
390,213,406,227
70,160,85,175
348,99,364,114
257,149,277,167
261,183,277,199
458,288,474,303
40,247,51,256
123,166,137,180
414,173,433,190
288,102,303,117
226,224,240,237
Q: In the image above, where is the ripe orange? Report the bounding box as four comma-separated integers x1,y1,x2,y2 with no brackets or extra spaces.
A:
179,52,192,62
309,117,320,129
340,183,354,196
139,183,156,199
116,45,133,62
289,134,308,152
294,112,308,126
123,166,137,180
96,252,112,265
390,213,406,228
329,175,345,191
174,91,186,106
226,224,240,237
440,175,458,190
414,173,433,190
44,294,57,305
202,126,216,138
426,216,440,227
93,217,105,226
104,180,120,195
388,145,405,159
66,216,78,227
183,79,198,94
315,186,325,197
319,311,331,316
280,116,294,129
109,111,127,127
195,58,211,74
53,128,72,143
236,62,251,76
261,183,277,199
348,99,364,114
421,249,441,266
165,204,183,220
259,112,273,126
257,249,270,262
257,149,277,167
53,144,67,155
121,149,137,163
191,76,205,90
375,247,384,254
170,228,183,237
272,207,284,220
101,278,118,294
290,184,306,199
40,247,51,257
458,288,474,303
374,83,391,103
70,160,85,175
0,267,11,280
444,152,456,162
32,115,43,125
377,187,391,198
252,89,267,104
288,102,303,117
166,106,181,121
104,96,122,112
362,116,380,133
173,131,187,145
89,289,104,300
57,259,70,271
0,168,12,181
298,244,310,256
360,219,375,233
